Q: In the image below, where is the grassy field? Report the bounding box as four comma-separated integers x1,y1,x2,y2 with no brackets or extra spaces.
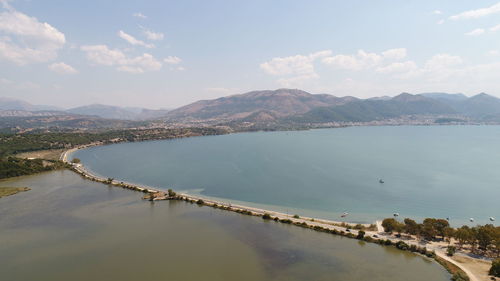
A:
0,187,31,198
15,149,65,160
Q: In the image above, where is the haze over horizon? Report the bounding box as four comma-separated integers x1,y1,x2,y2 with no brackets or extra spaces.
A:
1,0,500,108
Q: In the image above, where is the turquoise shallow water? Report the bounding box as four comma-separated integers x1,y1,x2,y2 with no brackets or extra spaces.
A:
73,126,500,225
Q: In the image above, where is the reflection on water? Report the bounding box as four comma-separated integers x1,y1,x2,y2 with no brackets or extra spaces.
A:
0,171,450,281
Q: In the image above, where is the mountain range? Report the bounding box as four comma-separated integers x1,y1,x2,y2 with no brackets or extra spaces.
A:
0,98,170,121
163,89,500,124
2,89,500,129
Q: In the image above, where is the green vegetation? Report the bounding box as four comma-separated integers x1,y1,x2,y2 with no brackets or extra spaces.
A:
447,246,456,257
382,217,499,257
262,213,272,220
435,256,470,281
0,127,228,158
0,157,68,179
293,214,300,219
356,230,365,240
196,199,204,205
71,158,81,164
0,186,31,198
167,189,176,197
490,258,500,277
0,127,229,180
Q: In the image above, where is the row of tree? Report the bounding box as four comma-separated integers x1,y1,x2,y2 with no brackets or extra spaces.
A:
382,218,499,257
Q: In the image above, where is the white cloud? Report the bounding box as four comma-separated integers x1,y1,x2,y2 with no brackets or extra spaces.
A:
81,45,161,73
143,29,164,41
277,73,319,87
261,50,331,76
133,12,147,19
490,24,500,32
322,50,383,70
437,19,445,25
432,10,442,15
464,28,485,36
164,56,181,64
48,62,77,74
118,30,154,48
206,87,238,94
376,61,418,77
488,50,499,56
425,54,462,69
260,50,331,87
382,48,407,60
0,9,65,65
450,2,500,20
176,66,185,71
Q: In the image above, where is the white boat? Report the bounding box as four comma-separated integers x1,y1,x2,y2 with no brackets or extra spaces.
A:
341,212,349,218
469,218,474,222
393,213,399,217
490,217,495,222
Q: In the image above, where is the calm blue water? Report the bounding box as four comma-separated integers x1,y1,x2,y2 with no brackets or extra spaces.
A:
73,126,500,225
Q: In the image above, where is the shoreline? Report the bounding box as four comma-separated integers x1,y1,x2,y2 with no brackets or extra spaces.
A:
61,143,493,281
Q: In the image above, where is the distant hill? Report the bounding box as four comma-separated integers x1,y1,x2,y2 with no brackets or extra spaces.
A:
293,93,457,123
165,89,500,124
2,89,500,128
164,89,353,122
0,97,170,121
67,104,140,120
0,97,62,111
419,92,468,102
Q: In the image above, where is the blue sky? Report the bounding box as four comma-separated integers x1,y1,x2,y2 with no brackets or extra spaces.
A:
1,0,500,108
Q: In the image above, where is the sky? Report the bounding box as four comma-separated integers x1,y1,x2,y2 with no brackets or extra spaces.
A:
1,0,500,109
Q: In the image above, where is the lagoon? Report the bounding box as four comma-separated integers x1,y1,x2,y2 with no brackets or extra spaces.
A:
73,126,500,225
0,171,450,281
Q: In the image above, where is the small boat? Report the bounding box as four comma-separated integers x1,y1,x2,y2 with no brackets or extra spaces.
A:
446,217,450,221
341,212,349,218
379,179,385,184
490,217,495,222
393,213,399,217
469,218,474,222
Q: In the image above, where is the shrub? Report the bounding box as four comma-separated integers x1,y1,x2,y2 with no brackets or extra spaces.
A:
262,213,272,220
384,239,393,246
71,158,81,164
490,259,500,277
196,199,204,205
356,230,366,240
293,214,300,219
409,244,417,252
447,246,456,257
451,272,469,281
363,236,374,242
395,241,409,251
167,189,176,197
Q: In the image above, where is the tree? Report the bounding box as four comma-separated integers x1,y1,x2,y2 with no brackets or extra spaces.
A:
490,259,500,277
381,218,404,234
356,230,365,240
167,189,176,197
420,221,438,240
443,227,456,244
447,246,456,256
476,224,495,251
404,218,419,235
455,226,472,248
